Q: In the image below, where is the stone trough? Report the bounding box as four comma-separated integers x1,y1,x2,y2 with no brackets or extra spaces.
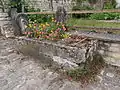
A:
16,37,88,69
12,30,120,70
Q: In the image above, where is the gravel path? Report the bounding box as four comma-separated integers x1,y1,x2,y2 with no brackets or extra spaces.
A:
0,36,120,90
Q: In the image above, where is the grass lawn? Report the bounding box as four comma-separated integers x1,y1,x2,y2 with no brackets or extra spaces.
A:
67,18,120,28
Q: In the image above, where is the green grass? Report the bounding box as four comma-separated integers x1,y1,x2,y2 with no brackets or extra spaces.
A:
67,18,120,28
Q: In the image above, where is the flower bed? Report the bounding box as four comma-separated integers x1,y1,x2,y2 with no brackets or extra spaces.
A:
24,17,69,41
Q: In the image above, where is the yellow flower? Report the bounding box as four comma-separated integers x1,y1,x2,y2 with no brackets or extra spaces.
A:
25,25,27,28
29,24,32,28
62,34,70,38
45,22,50,26
52,17,54,20
52,20,54,22
51,30,54,33
42,24,46,28
57,23,59,26
33,26,36,29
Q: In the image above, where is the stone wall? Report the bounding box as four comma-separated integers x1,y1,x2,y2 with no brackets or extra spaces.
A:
116,0,120,8
15,36,120,69
26,0,74,11
71,31,120,67
16,37,88,69
99,41,120,67
0,0,9,12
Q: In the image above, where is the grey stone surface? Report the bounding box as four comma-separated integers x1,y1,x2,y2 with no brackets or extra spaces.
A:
56,6,67,23
0,12,27,37
70,30,120,67
16,37,87,65
1,36,120,90
24,0,74,11
72,30,120,42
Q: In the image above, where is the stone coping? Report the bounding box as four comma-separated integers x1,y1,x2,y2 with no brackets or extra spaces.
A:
72,31,120,43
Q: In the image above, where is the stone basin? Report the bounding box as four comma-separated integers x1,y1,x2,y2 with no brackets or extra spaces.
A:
16,36,91,69
15,31,120,69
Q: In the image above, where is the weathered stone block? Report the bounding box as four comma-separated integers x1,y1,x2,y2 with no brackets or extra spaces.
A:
110,43,120,47
16,37,89,69
1,24,15,38
98,41,120,67
108,46,120,53
104,56,120,67
56,6,67,23
106,52,120,60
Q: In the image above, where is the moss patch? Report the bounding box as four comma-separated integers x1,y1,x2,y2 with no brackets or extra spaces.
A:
66,52,105,84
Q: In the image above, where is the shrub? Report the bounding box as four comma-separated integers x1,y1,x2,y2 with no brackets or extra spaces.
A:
103,0,116,9
89,13,120,20
27,8,53,23
72,5,93,18
8,0,28,13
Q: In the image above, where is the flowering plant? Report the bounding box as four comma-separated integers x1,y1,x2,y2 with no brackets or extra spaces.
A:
24,17,69,41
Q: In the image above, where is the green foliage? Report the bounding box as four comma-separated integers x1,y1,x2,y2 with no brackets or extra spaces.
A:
9,0,22,12
67,18,120,29
8,0,28,12
72,5,93,18
89,13,120,20
66,68,89,81
103,0,116,9
88,0,97,4
27,8,53,23
66,52,105,84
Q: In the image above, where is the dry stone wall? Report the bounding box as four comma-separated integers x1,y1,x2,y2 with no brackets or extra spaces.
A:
17,37,120,69
71,31,120,67
16,37,87,69
26,0,74,11
99,41,120,67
